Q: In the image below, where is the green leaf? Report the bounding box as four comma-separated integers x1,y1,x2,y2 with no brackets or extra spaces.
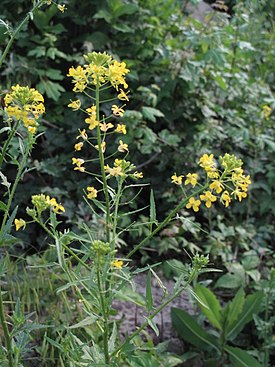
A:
225,346,261,367
2,205,18,239
147,318,159,336
227,291,263,341
149,189,157,230
215,273,245,289
67,316,98,329
171,308,220,352
195,284,222,330
215,75,227,90
146,270,153,312
227,288,245,330
37,80,65,101
108,322,117,353
141,106,164,123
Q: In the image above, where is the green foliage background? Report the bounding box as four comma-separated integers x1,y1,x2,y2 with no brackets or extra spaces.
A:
1,0,274,262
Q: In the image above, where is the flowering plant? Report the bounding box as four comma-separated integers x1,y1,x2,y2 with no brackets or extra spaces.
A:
10,52,251,365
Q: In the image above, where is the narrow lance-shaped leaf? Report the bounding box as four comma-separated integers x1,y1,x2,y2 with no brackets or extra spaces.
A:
171,307,220,353
225,346,261,367
227,291,263,341
195,284,222,330
146,270,153,312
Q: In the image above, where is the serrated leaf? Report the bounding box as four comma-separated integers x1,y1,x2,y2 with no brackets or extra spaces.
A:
195,284,222,330
225,346,261,367
171,308,220,352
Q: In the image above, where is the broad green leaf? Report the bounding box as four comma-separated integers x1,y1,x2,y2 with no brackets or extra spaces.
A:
141,106,164,123
171,308,220,352
225,346,261,367
227,291,263,341
0,200,7,212
215,273,245,289
146,270,153,312
227,288,245,330
195,284,222,330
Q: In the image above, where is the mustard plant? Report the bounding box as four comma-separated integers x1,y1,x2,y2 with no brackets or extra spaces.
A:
16,51,252,365
0,2,67,366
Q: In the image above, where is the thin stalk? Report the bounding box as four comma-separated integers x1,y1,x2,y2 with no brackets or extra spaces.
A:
0,287,13,367
95,80,111,244
0,0,45,68
111,179,123,247
127,185,207,258
111,266,207,358
97,266,110,364
0,138,32,233
0,120,20,170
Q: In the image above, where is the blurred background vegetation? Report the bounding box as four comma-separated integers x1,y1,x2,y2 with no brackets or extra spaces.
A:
0,0,274,364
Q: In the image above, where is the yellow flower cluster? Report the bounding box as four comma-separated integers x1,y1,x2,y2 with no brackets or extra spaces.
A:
31,194,65,214
262,105,272,120
104,159,142,180
67,51,129,94
172,153,251,212
4,85,45,134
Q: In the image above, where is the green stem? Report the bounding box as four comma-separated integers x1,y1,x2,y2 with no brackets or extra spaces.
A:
0,287,13,367
0,137,32,233
127,185,207,259
97,266,110,364
111,266,200,358
0,120,20,170
0,0,45,68
111,179,123,248
95,80,111,244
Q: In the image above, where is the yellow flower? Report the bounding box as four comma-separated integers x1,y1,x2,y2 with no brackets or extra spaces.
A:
115,124,127,134
72,157,85,172
85,117,99,130
185,173,198,187
86,105,97,116
87,186,98,199
171,173,184,185
107,60,129,90
220,190,231,207
77,129,88,140
209,180,223,194
95,141,106,153
118,140,128,152
200,191,217,208
186,197,201,212
111,259,123,269
57,4,66,13
199,153,214,168
100,122,114,132
133,171,143,179
109,166,123,177
118,89,129,101
262,105,272,119
14,218,26,231
74,142,83,151
68,99,81,111
233,190,247,202
112,105,125,117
